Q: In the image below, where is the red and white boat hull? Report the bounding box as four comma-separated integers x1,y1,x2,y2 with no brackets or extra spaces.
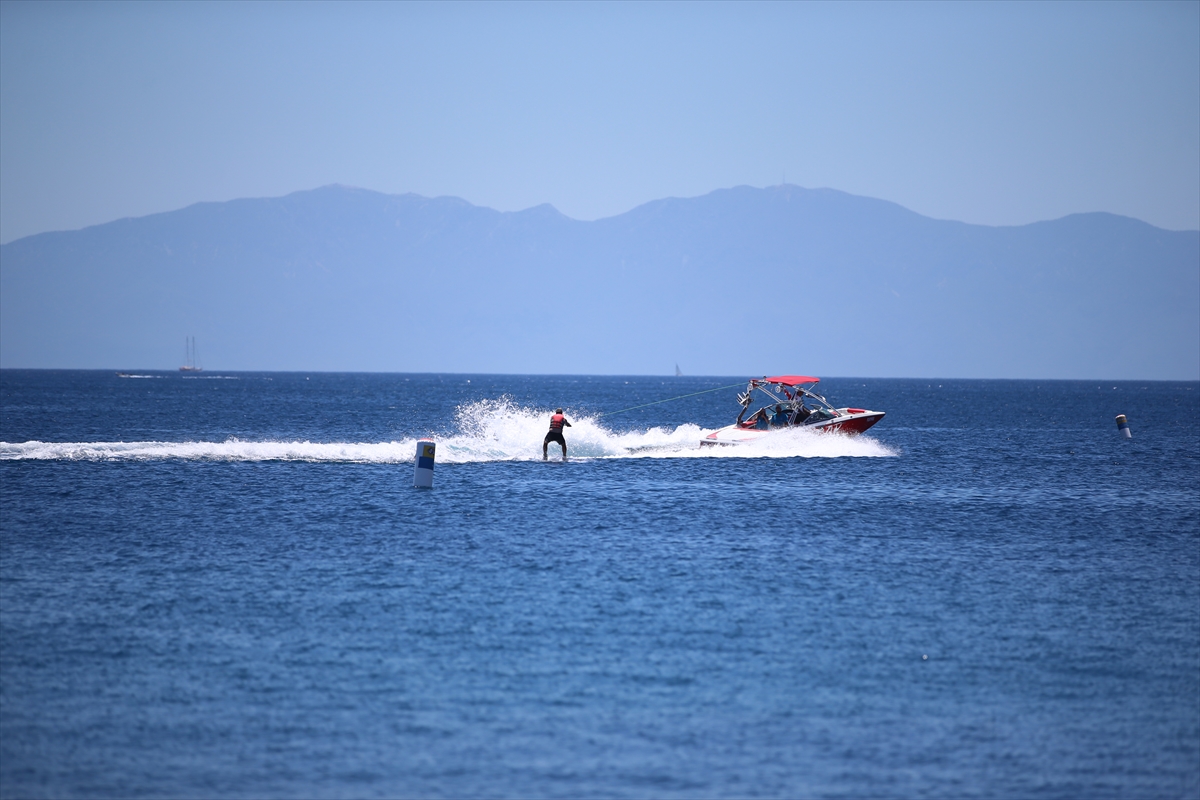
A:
701,409,885,446
817,409,886,434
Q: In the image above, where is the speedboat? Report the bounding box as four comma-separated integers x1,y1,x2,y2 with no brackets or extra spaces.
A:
701,375,884,446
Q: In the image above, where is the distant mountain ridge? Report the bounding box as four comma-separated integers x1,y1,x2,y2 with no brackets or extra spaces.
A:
2,184,1196,379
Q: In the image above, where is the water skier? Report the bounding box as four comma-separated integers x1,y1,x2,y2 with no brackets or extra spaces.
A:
543,408,572,461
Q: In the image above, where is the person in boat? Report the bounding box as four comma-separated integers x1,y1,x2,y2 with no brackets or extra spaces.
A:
747,408,770,430
770,404,790,427
793,402,812,424
543,408,572,460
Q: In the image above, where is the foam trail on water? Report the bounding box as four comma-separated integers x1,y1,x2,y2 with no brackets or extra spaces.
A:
0,439,414,463
0,398,896,463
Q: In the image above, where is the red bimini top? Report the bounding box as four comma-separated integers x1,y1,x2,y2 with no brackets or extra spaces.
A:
760,375,819,387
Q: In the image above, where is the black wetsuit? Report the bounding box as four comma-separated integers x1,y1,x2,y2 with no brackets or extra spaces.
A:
544,414,570,446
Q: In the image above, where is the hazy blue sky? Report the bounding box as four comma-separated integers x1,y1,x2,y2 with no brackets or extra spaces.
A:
2,0,1197,244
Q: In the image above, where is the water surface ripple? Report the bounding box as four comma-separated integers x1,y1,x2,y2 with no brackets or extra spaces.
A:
1,371,1197,798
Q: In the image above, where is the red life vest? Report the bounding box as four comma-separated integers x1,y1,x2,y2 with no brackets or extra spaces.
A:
549,413,565,430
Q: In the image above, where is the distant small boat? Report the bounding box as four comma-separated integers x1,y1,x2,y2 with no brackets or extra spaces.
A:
179,336,202,372
675,364,683,377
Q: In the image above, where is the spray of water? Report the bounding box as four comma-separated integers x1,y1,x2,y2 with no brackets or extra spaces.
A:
1,397,895,462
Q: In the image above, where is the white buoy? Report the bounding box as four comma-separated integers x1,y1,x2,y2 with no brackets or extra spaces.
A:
1115,414,1132,439
414,439,435,487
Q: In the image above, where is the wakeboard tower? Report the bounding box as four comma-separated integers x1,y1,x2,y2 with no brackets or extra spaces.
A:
701,375,884,446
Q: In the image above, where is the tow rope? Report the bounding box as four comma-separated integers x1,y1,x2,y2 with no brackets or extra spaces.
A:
595,382,746,418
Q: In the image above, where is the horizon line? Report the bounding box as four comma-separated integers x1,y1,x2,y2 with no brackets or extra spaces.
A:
2,366,1196,383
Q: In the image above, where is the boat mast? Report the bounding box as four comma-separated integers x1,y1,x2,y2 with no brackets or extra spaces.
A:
181,336,201,371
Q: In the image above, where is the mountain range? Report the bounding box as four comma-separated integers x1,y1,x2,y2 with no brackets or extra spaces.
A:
2,184,1196,379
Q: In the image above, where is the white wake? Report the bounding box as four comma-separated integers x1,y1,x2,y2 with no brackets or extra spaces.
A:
0,397,895,463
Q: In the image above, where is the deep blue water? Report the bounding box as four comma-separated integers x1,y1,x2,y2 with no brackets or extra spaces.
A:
2,370,1198,798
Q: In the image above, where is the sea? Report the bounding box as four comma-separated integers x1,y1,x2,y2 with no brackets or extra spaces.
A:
1,370,1197,799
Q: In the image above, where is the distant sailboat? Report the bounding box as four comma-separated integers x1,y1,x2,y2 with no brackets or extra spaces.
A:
179,336,202,372
675,364,683,377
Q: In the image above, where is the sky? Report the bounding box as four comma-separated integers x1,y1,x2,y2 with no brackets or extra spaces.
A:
1,0,1198,245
